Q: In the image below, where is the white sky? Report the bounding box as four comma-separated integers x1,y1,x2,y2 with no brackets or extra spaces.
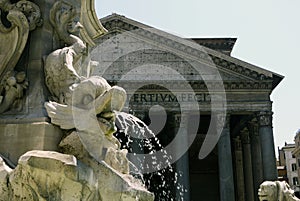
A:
95,0,300,154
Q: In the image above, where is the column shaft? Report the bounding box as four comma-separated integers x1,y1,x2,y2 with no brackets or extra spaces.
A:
241,129,255,201
233,137,245,201
248,122,263,201
218,115,235,201
258,111,278,180
174,113,190,201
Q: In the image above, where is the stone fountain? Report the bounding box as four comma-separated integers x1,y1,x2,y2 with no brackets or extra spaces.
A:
0,0,154,200
258,181,300,201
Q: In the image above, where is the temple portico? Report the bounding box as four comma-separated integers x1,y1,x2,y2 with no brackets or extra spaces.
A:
91,13,283,200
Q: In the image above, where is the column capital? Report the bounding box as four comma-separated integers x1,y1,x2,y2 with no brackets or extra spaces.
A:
241,128,250,144
216,113,230,129
233,136,242,151
247,120,259,138
174,112,188,127
257,111,273,127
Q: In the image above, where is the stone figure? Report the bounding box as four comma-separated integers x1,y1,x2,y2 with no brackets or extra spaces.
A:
49,0,107,48
44,0,130,174
44,35,87,104
50,1,83,47
0,71,28,113
44,34,126,149
258,181,300,201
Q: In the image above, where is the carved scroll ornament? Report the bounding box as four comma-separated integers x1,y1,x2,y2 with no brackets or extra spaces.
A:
0,0,42,78
0,0,42,113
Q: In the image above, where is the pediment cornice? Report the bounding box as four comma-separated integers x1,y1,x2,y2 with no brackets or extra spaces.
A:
100,14,283,90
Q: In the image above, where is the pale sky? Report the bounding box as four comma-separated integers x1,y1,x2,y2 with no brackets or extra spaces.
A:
95,0,300,155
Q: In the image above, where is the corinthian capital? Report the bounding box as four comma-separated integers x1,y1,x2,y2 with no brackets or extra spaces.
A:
240,128,250,144
257,111,273,127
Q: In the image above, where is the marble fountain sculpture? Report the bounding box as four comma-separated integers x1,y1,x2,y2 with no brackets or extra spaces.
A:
0,0,154,200
258,181,300,201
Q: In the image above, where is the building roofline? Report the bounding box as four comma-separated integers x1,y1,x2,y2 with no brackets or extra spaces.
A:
100,13,284,90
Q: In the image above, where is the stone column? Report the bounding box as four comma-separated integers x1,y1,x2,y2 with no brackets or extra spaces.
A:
248,121,264,201
217,115,235,201
174,113,190,201
257,111,278,180
233,137,245,201
241,128,255,201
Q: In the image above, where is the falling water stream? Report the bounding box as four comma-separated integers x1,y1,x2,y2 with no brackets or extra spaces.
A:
115,111,185,201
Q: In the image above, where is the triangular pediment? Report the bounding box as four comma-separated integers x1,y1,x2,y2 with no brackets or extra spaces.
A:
95,14,283,90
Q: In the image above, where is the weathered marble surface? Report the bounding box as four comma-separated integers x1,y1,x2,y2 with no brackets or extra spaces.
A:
0,0,154,200
0,122,62,165
258,181,300,201
0,0,41,113
0,150,154,201
59,131,131,175
0,0,42,76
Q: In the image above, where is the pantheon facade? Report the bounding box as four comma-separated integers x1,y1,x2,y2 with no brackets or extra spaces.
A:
91,14,283,201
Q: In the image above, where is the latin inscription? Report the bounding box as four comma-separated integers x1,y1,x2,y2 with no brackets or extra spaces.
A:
128,93,211,103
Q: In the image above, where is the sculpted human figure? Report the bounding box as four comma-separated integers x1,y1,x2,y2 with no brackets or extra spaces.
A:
44,12,129,172
44,0,155,178
44,36,126,141
44,35,86,104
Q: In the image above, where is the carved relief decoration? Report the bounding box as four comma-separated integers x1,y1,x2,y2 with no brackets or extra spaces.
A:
49,1,82,46
0,0,42,113
0,71,28,113
50,0,107,48
0,0,42,77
